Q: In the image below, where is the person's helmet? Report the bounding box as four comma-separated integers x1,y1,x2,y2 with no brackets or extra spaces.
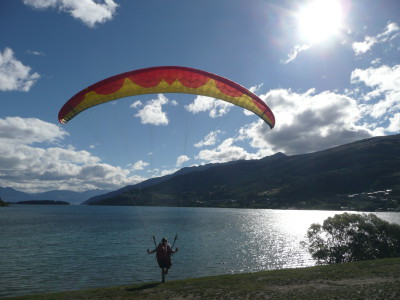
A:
162,238,167,243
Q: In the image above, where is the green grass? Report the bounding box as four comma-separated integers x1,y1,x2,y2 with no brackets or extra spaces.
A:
5,258,400,300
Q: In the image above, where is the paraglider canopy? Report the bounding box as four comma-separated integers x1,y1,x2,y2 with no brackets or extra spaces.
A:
58,66,275,128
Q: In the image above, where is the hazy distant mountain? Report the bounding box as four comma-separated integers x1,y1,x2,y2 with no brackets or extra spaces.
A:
87,134,400,211
82,162,227,205
0,187,31,203
0,187,110,205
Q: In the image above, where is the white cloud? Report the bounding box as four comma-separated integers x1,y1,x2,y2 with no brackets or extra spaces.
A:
130,100,142,109
131,160,149,171
0,117,67,144
241,89,373,155
185,95,233,118
378,22,400,41
352,22,399,55
387,113,400,133
23,0,118,28
176,155,190,167
0,48,40,92
26,50,45,56
194,88,375,163
351,65,400,96
0,117,142,193
351,64,400,120
371,58,381,66
134,94,171,125
352,36,377,55
194,130,223,148
148,167,178,178
159,168,178,177
195,138,269,164
249,83,263,94
283,43,312,64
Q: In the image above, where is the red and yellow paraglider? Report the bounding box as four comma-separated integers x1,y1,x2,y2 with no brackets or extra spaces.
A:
58,66,275,128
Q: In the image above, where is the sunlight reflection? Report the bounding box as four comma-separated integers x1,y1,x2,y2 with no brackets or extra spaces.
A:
233,209,341,271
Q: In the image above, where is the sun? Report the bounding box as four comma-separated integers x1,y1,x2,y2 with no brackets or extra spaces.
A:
297,0,343,44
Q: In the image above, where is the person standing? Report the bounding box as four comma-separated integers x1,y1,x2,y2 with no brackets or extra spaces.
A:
147,237,178,282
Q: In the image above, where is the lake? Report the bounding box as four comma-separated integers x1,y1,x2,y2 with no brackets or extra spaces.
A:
1,205,399,298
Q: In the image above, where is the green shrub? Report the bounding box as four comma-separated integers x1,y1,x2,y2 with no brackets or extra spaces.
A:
305,213,400,264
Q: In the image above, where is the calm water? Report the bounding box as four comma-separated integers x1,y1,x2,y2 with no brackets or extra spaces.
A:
1,205,399,298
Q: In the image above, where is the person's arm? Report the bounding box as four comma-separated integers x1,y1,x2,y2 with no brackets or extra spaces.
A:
168,244,178,253
147,246,157,254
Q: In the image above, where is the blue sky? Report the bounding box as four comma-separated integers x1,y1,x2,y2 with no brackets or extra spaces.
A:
1,0,399,193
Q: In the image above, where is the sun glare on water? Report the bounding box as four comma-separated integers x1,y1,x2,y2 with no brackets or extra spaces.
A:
297,0,343,44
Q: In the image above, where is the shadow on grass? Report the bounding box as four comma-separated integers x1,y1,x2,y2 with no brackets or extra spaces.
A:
125,282,162,292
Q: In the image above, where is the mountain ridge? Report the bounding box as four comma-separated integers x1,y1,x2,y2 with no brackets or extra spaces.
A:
0,188,110,205
3,134,400,210
88,134,400,211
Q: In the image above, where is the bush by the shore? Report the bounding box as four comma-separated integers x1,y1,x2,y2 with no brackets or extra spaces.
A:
0,198,9,206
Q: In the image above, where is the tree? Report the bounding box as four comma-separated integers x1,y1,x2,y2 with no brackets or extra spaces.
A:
0,197,9,207
305,213,400,264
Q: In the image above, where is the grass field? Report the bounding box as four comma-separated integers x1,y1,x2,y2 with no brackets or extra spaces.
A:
5,258,400,300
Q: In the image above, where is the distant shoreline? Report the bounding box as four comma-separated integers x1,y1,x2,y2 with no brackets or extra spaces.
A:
85,202,400,212
14,200,70,205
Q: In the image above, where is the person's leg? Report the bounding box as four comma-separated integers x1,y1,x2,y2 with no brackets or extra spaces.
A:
165,259,171,276
161,268,166,282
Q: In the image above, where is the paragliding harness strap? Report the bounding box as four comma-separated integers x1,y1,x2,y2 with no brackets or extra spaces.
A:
172,234,178,248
